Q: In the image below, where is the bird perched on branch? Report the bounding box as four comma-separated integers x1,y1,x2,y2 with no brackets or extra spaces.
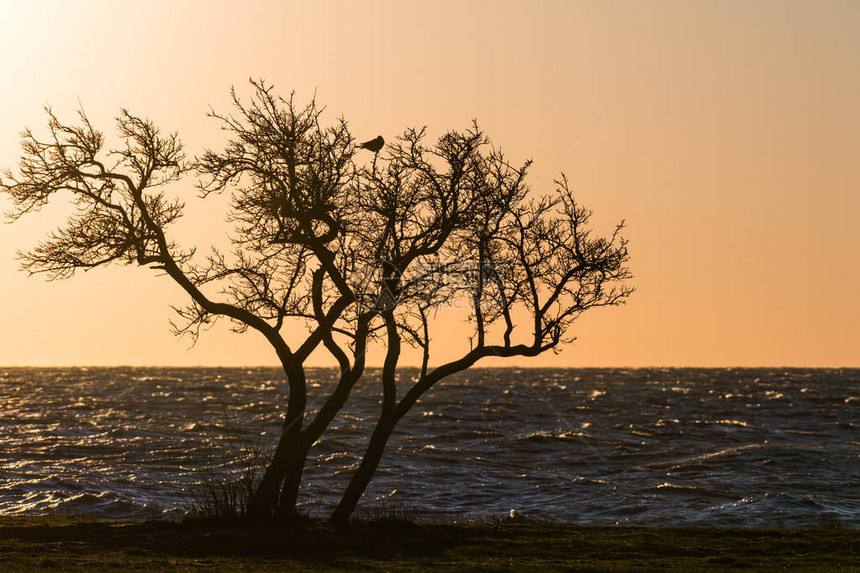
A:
357,135,384,153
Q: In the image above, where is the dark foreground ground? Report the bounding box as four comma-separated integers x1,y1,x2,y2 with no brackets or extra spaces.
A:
0,516,858,572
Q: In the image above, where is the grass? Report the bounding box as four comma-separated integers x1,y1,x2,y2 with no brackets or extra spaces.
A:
0,516,858,571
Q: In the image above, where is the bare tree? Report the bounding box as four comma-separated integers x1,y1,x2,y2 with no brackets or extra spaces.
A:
1,81,632,526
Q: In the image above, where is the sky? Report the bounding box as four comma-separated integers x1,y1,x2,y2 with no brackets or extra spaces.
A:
0,0,857,367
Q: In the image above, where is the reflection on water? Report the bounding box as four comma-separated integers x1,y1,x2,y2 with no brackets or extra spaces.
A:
0,367,858,526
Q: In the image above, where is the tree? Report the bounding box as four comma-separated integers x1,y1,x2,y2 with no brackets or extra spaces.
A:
1,81,632,526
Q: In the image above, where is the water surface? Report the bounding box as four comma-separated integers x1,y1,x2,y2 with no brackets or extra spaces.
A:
1,367,857,526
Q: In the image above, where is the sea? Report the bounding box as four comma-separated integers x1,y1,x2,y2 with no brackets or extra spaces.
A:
0,367,858,527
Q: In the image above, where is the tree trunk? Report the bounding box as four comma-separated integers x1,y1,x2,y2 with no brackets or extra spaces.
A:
329,309,400,528
246,419,300,518
247,362,308,518
275,448,308,518
328,414,396,528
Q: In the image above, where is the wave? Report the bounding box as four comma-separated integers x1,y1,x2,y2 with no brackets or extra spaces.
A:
0,366,857,527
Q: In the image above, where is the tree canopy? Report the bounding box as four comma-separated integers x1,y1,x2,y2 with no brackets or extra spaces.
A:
2,81,633,526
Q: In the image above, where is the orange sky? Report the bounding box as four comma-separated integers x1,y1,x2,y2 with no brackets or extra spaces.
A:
0,0,857,367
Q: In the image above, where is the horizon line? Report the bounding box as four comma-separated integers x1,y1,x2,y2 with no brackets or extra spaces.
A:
0,364,857,370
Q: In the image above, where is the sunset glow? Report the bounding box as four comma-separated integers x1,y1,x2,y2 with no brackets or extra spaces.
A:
1,0,857,367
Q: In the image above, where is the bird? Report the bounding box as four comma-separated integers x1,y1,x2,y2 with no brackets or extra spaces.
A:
357,135,384,153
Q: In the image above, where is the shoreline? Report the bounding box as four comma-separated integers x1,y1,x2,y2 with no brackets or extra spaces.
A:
1,516,857,571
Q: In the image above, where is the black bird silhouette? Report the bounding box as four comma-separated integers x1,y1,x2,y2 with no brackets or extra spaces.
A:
357,135,384,153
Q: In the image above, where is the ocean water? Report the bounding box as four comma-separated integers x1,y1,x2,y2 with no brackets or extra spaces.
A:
0,367,857,527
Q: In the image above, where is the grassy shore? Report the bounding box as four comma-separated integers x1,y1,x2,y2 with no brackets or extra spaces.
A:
0,516,857,571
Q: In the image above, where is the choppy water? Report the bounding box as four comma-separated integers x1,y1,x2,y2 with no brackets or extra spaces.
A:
0,367,858,527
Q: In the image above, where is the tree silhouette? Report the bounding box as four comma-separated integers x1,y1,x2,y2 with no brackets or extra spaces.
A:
1,81,633,526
